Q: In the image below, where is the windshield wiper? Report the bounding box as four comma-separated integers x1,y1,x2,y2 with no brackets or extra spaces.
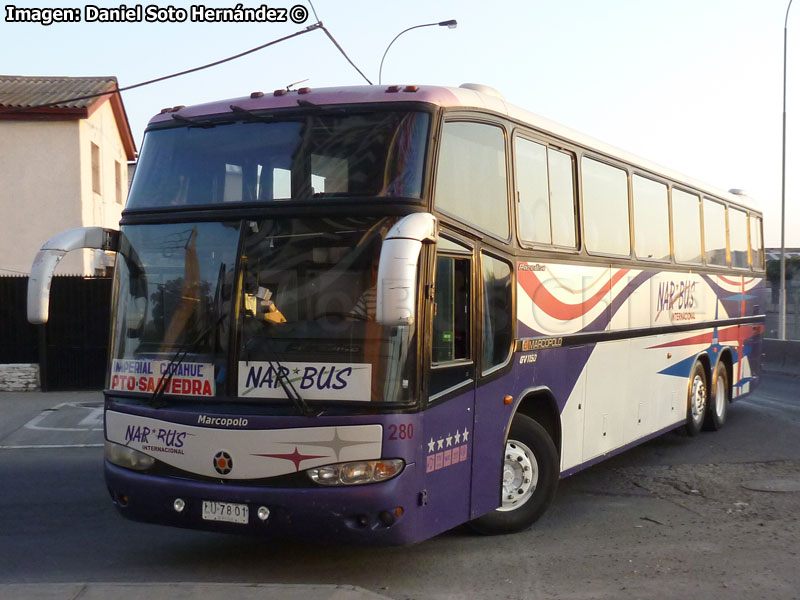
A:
243,334,317,417
150,315,222,407
171,113,216,127
229,104,276,122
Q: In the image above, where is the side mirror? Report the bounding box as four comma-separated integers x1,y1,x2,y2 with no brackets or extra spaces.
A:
27,227,119,324
376,213,437,326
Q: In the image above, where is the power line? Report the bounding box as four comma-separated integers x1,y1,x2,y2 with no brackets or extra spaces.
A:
0,23,321,114
320,25,372,85
0,18,373,115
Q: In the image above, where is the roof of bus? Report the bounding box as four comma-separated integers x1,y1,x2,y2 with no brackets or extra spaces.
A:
149,84,759,212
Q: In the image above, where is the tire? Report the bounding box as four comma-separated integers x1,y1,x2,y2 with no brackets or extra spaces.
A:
469,414,559,535
704,362,729,431
685,360,708,437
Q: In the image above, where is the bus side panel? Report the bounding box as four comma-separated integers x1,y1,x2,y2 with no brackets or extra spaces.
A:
517,262,765,474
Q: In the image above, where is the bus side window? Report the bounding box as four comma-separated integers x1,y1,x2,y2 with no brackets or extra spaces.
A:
749,215,764,269
430,247,474,400
672,189,703,264
435,121,509,239
729,207,749,269
632,175,670,261
703,198,728,266
581,157,630,256
432,255,471,363
481,253,513,373
515,138,577,249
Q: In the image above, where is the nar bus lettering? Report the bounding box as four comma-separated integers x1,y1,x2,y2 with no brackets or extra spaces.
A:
124,425,188,448
655,280,697,321
238,361,372,401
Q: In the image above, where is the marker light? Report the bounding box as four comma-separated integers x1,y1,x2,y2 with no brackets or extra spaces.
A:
257,506,270,521
105,441,155,471
173,498,186,513
307,459,404,486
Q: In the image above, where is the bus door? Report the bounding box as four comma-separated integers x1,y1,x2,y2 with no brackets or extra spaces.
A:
421,234,476,537
470,250,515,518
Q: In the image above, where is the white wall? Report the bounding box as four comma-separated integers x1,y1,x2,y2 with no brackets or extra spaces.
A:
0,99,130,276
0,119,83,275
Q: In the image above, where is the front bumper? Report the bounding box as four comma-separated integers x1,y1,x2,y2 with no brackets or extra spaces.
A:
105,461,420,546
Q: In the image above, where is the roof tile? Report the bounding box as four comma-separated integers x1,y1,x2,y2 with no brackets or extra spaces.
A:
0,75,118,110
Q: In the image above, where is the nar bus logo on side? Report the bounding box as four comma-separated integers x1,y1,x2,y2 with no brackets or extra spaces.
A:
655,279,698,322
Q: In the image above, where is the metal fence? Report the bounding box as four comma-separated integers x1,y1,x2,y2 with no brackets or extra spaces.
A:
765,283,800,341
0,275,112,390
0,276,38,364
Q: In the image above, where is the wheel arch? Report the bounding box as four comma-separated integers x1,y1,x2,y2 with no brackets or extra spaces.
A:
696,352,712,385
510,387,562,458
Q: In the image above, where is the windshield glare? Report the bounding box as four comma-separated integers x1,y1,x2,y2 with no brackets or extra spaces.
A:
109,218,417,405
126,111,430,208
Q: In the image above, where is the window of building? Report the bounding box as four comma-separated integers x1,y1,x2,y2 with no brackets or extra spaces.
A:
703,199,728,266
435,122,509,238
516,138,577,248
632,175,670,261
481,253,512,373
729,207,748,269
91,142,101,195
671,189,702,264
115,161,123,205
581,157,630,255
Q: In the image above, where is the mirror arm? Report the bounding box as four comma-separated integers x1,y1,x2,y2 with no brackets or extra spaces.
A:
27,227,120,324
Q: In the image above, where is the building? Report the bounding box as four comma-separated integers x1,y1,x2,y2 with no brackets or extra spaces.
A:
765,248,800,262
0,75,136,275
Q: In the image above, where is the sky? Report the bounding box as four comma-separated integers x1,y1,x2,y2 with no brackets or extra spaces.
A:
2,0,798,247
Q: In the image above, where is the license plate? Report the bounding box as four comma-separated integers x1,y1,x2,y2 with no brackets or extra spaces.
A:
202,501,249,524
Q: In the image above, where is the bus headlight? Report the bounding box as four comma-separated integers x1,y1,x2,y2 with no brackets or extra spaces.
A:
307,459,404,486
105,441,156,471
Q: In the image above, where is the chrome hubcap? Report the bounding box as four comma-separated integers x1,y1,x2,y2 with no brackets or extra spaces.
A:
690,374,706,423
498,440,538,512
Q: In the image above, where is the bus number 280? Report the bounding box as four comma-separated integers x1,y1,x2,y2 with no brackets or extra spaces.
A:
388,424,414,440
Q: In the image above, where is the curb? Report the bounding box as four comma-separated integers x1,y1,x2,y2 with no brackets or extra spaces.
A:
0,583,393,600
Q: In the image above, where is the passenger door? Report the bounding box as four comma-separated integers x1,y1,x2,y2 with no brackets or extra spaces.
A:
421,234,476,537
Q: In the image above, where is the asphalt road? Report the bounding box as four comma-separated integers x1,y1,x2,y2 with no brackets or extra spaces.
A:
1,377,798,600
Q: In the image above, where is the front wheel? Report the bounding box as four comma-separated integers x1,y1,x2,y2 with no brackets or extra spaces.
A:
469,414,559,535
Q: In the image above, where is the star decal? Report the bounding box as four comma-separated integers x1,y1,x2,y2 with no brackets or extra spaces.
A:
427,438,435,453
437,438,444,450
446,434,453,447
454,431,461,444
462,428,469,442
252,446,328,471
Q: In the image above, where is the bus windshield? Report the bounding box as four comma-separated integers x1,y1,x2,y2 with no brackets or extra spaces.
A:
109,217,417,405
126,111,430,208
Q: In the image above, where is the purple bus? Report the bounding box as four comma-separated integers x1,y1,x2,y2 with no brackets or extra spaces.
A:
28,84,765,544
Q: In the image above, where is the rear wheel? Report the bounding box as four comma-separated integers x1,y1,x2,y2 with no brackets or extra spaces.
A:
685,361,707,437
469,413,559,535
704,362,729,431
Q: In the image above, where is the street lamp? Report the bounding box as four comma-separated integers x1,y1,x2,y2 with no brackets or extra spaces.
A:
780,0,793,340
378,20,458,85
